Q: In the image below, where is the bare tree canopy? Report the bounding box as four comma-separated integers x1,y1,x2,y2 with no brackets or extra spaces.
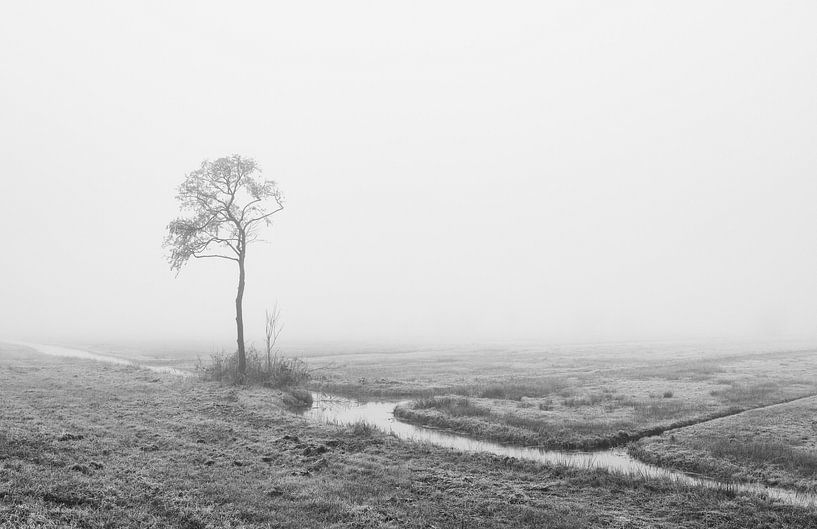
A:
164,155,284,375
165,155,283,270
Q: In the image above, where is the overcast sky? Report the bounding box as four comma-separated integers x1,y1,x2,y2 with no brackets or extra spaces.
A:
2,1,816,349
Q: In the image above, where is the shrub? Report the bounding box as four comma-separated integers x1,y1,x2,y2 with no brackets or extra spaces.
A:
198,346,311,388
282,388,313,408
662,391,674,398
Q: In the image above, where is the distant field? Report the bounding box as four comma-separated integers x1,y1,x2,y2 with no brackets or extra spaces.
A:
19,340,817,451
308,342,817,449
630,395,817,492
2,342,816,528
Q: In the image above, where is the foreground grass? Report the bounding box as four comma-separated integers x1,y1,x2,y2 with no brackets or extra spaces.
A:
1,343,816,528
630,395,817,493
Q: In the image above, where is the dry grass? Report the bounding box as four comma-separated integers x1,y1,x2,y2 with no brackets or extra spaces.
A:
397,387,726,449
332,345,817,450
709,381,779,405
2,343,817,527
413,396,492,417
451,378,570,400
563,393,606,407
631,395,817,492
705,440,817,476
198,347,311,388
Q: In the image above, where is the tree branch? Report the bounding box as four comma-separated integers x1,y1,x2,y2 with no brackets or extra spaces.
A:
240,198,263,221
192,253,239,262
195,236,240,256
245,204,284,228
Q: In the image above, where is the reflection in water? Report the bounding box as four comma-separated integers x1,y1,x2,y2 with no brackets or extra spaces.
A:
12,341,191,377
304,392,817,509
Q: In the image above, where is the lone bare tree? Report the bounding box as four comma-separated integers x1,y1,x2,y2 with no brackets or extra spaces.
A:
164,155,284,376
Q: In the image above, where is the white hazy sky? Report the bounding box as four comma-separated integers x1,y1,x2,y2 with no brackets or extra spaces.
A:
2,1,816,349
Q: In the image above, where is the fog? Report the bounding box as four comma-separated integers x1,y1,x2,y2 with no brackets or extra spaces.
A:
2,2,816,351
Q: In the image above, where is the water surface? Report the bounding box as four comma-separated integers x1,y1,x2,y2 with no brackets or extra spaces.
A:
10,341,191,376
304,392,817,508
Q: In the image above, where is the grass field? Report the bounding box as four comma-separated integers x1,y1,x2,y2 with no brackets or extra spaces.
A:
630,395,817,493
2,342,817,528
306,343,817,449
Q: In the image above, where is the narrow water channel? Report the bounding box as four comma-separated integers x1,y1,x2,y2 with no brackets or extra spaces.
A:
13,341,816,509
10,341,191,377
304,391,817,509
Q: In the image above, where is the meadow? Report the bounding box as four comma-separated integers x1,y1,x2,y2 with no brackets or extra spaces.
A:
2,342,817,527
307,342,817,449
630,394,817,493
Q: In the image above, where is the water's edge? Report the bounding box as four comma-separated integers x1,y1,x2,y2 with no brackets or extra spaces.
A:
392,394,817,452
303,391,817,509
10,341,815,509
5,340,192,377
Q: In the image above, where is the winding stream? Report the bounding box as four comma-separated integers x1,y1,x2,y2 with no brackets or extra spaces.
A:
304,391,817,508
10,341,816,509
7,341,191,377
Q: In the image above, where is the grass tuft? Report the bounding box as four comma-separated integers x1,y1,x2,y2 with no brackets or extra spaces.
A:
414,396,491,417
451,378,569,400
197,346,310,389
348,420,377,437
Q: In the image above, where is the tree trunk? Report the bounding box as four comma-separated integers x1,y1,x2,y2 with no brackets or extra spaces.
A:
236,257,246,376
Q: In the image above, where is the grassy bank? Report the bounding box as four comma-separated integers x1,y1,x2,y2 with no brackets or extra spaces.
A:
394,397,754,450
630,395,817,493
327,346,817,450
2,343,817,528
